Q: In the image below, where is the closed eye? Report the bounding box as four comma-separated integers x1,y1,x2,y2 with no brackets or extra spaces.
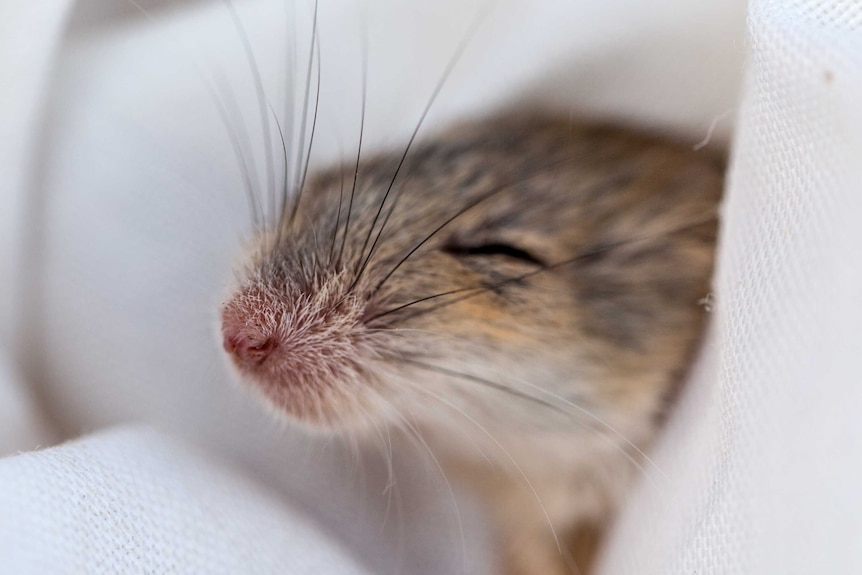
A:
442,242,547,266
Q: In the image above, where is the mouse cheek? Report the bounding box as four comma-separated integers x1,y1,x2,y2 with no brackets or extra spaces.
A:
428,296,528,347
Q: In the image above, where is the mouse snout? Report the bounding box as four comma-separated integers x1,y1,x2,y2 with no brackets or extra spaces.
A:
221,291,284,368
220,277,370,427
222,327,278,365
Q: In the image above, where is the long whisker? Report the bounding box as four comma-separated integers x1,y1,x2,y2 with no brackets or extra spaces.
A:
371,390,468,573
294,15,322,231
329,156,346,265
372,418,396,531
349,182,405,290
210,73,264,228
414,384,563,556
381,332,668,491
373,157,581,295
270,103,289,240
362,413,409,575
345,404,370,489
409,359,659,486
281,0,297,226
338,19,368,270
224,0,275,229
382,426,408,573
369,285,481,322
287,0,320,229
510,376,666,482
401,358,563,413
352,2,495,286
371,212,719,323
122,0,267,231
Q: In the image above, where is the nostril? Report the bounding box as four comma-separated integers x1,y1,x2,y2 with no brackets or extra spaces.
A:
248,338,277,356
222,332,241,354
222,330,278,364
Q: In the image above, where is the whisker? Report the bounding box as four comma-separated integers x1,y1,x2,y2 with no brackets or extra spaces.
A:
210,73,264,229
510,376,666,482
269,103,289,243
373,419,396,531
223,0,275,229
414,384,563,556
381,424,409,574
373,156,580,295
401,358,563,413
370,390,468,574
351,2,495,287
287,0,320,229
294,14,322,232
329,153,346,265
369,285,480,322
349,182,405,290
126,0,262,225
402,419,467,575
413,359,658,486
280,0,297,227
373,211,719,324
338,17,369,270
365,413,409,575
363,327,473,338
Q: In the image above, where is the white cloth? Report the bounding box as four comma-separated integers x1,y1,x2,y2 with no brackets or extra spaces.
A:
0,427,376,574
599,2,862,573
0,1,69,456
3,0,860,573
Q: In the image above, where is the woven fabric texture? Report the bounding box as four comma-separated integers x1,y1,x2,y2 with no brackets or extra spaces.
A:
600,1,862,572
2,0,859,573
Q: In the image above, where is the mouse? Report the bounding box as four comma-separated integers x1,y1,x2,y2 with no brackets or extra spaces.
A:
220,113,723,575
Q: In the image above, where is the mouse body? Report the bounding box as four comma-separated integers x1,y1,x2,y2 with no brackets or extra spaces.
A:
221,115,723,574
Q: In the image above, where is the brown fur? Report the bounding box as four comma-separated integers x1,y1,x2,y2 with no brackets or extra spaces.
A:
221,115,723,574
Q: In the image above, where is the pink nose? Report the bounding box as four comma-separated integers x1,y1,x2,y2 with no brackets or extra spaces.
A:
222,330,278,364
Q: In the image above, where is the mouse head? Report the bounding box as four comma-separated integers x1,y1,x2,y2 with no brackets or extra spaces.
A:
221,116,722,438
